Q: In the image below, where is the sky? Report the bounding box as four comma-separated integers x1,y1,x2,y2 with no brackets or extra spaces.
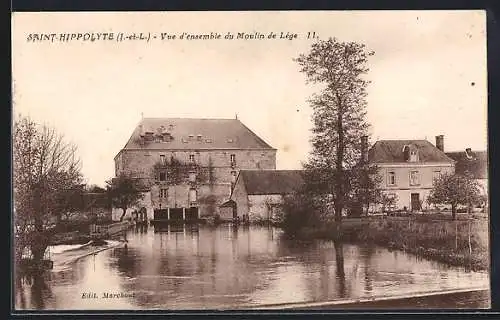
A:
12,11,487,186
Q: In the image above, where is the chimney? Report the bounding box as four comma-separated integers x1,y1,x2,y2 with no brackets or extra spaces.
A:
361,135,369,163
435,135,444,152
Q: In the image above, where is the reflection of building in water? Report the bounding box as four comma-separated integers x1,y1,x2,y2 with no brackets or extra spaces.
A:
112,117,277,221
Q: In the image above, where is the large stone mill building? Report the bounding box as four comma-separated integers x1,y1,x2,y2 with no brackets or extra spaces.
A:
112,117,276,221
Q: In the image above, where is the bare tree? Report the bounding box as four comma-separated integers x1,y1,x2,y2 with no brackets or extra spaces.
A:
13,115,82,269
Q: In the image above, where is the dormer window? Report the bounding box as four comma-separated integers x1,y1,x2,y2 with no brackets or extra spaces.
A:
154,135,164,143
144,132,154,141
227,138,234,143
188,134,194,140
196,134,203,142
163,132,172,142
403,145,418,162
465,148,475,160
403,145,410,161
409,150,418,162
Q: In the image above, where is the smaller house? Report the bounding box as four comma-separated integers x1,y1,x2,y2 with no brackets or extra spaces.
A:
445,148,488,198
229,170,304,222
368,135,455,211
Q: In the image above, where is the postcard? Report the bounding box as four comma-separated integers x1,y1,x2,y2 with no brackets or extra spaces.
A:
11,10,489,311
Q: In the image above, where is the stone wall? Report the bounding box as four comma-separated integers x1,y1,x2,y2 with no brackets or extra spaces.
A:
248,194,283,222
114,148,276,216
115,149,276,184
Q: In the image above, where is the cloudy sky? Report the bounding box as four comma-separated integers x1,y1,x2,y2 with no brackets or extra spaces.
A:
12,11,487,186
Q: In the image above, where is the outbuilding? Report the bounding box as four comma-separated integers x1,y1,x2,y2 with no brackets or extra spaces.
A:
229,170,304,222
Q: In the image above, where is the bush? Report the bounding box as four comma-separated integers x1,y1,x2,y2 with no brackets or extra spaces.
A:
279,193,322,238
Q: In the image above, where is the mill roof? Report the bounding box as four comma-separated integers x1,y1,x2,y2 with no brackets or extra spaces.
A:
118,118,275,155
445,150,488,179
237,170,304,195
369,140,455,163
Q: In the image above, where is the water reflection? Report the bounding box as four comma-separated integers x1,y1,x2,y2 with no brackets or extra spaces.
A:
334,240,347,299
15,225,489,310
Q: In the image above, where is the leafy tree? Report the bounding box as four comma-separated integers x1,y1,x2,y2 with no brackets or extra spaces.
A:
296,38,374,222
347,164,382,216
279,192,322,237
13,115,82,269
106,174,144,221
427,172,482,220
53,184,86,222
379,193,399,213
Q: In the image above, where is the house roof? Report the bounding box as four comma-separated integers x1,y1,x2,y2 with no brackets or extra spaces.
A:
119,118,275,154
445,150,488,179
369,140,455,163
220,199,236,208
237,170,304,195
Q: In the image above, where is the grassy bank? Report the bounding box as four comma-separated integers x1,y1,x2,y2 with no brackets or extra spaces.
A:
297,215,489,271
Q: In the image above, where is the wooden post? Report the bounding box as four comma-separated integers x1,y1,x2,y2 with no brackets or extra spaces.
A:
455,221,458,251
183,207,186,221
468,220,472,256
167,208,170,220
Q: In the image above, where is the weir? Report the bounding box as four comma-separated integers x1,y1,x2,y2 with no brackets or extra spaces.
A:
151,207,200,225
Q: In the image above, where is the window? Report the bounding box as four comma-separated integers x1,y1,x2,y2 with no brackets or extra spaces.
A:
188,171,196,182
230,154,236,165
433,170,441,182
409,150,418,162
189,154,195,163
403,145,410,161
189,188,197,206
159,171,166,181
159,188,168,198
197,134,202,141
409,171,420,186
387,171,396,186
160,155,166,165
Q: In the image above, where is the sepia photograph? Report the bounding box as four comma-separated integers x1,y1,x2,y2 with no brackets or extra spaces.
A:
11,10,489,311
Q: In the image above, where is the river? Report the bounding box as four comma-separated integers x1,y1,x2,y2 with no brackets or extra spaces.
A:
15,224,489,310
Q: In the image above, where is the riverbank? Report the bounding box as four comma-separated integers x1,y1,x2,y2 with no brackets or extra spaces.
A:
295,215,489,271
253,288,490,310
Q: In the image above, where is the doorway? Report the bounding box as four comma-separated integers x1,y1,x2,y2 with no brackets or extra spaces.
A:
410,193,421,211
